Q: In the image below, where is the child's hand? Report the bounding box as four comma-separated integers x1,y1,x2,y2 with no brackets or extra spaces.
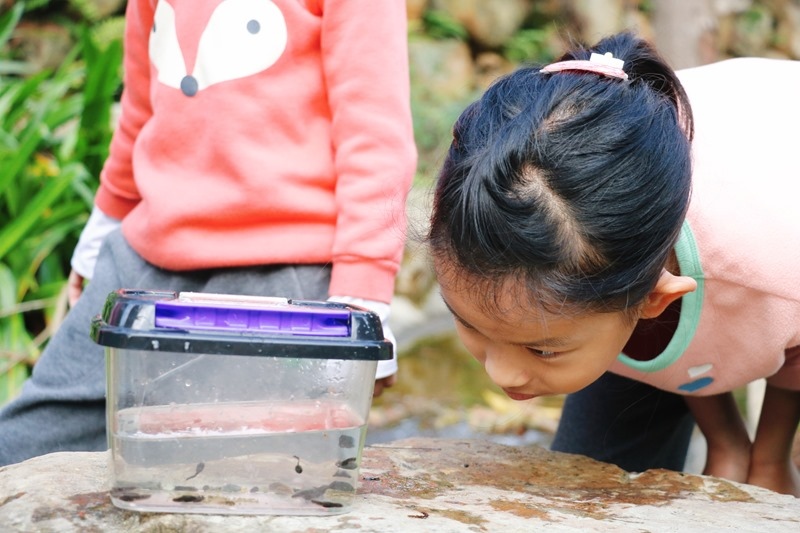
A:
373,374,397,398
69,205,121,300
67,270,86,308
327,295,399,391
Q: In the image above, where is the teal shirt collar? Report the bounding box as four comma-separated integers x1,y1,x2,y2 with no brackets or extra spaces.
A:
617,221,704,372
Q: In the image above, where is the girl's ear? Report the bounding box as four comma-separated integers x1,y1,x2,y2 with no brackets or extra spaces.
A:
640,270,697,319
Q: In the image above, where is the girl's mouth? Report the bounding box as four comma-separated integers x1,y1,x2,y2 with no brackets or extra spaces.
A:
504,390,537,401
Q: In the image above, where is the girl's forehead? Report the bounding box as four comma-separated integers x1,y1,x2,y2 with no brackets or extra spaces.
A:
435,260,537,312
441,277,633,348
437,261,631,336
438,269,556,327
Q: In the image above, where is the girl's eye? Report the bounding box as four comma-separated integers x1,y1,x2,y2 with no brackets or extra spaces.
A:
526,348,559,359
454,316,475,330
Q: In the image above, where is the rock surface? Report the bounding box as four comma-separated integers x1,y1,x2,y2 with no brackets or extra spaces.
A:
1,438,798,532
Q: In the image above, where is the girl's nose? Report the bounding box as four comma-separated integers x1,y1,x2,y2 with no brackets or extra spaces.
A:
483,349,528,389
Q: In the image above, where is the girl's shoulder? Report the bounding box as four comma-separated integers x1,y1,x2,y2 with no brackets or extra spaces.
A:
678,57,800,82
679,58,799,115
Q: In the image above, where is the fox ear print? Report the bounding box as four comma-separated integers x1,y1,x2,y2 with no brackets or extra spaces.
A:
150,0,288,96
640,271,697,319
193,0,287,92
149,1,186,91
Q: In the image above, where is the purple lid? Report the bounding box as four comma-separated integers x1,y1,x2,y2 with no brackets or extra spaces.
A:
154,293,350,337
91,290,391,360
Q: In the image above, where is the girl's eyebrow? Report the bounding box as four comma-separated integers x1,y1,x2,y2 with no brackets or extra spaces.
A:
510,336,572,348
441,295,573,347
441,297,473,328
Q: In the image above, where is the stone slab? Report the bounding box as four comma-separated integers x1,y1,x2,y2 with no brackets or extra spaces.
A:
1,438,798,532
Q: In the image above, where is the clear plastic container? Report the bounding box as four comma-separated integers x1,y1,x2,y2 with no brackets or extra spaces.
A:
92,290,390,515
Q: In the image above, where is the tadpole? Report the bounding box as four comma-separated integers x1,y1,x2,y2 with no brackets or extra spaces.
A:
311,499,343,508
328,480,354,492
337,457,358,470
293,455,303,474
173,494,205,503
185,461,205,481
291,484,329,500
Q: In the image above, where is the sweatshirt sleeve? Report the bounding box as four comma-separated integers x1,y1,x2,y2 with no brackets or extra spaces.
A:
320,0,418,303
94,0,155,219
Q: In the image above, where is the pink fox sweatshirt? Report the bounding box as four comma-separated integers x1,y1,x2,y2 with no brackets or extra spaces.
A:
95,0,417,303
609,58,800,395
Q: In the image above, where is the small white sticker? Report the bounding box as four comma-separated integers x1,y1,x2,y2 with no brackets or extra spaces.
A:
687,363,713,378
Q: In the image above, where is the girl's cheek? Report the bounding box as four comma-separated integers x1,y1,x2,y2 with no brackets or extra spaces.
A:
455,330,486,364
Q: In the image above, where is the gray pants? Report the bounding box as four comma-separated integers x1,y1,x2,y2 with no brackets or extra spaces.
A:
0,230,330,466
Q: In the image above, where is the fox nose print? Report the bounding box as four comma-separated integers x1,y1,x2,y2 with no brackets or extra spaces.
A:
181,75,199,97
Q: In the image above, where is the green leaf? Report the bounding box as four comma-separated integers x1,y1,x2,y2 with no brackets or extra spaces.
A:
0,263,16,311
0,70,51,129
0,166,79,262
422,10,468,41
0,363,28,406
0,3,24,50
0,265,33,406
0,60,35,76
76,29,122,175
0,122,47,203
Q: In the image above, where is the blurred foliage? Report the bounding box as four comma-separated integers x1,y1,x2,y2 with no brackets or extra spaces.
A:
0,1,123,405
422,10,469,41
410,93,470,183
504,28,554,64
69,0,110,21
0,6,31,76
371,334,564,438
409,9,557,184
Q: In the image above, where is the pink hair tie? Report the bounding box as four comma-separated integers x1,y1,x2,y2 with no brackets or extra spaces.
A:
540,52,629,81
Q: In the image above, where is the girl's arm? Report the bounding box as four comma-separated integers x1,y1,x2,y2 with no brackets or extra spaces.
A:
747,384,800,496
684,393,751,483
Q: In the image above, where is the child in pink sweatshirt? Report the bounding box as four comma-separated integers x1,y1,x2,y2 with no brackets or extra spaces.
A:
0,0,416,466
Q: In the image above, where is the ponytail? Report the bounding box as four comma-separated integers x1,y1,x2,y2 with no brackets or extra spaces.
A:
562,32,694,140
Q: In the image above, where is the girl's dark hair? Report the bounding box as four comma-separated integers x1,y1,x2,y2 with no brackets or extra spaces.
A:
429,32,693,315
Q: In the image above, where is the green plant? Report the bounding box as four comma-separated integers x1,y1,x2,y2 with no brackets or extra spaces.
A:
0,4,32,76
422,10,468,41
639,0,655,15
0,5,123,405
410,94,470,183
504,28,553,64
